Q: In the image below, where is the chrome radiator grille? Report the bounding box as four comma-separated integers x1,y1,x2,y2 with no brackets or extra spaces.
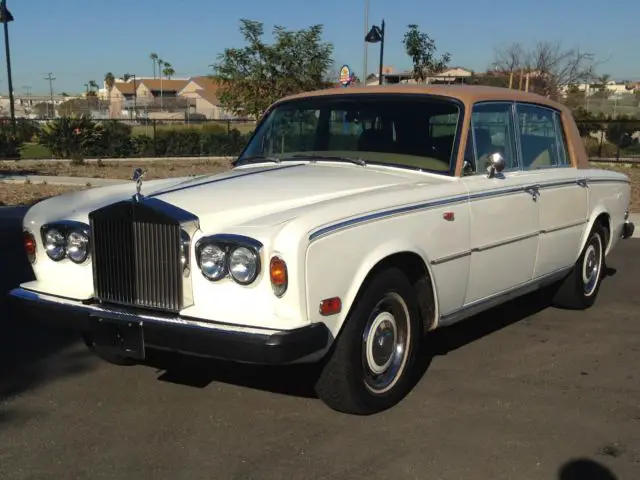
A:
89,200,184,312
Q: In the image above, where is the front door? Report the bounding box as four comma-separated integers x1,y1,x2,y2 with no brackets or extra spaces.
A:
461,101,540,305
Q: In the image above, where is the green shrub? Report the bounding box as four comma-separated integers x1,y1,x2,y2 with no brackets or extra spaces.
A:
0,130,22,159
89,121,134,157
15,119,41,143
38,116,104,160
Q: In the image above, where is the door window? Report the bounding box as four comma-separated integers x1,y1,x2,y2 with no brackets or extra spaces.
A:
470,102,519,172
516,103,568,169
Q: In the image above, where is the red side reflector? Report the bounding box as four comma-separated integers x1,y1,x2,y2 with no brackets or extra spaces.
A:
319,297,342,316
23,231,36,263
443,211,455,221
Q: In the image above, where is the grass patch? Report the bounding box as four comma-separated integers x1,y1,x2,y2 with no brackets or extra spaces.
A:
0,183,88,207
20,143,52,159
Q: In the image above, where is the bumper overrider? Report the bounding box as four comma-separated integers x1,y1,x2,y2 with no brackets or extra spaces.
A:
622,220,635,239
8,287,331,365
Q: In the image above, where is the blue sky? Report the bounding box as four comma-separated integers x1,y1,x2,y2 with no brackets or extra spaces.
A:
3,0,639,94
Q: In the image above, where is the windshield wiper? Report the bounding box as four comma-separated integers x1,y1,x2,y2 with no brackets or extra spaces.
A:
238,155,282,164
291,154,366,167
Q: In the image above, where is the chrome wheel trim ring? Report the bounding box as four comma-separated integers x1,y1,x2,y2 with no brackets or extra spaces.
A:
361,292,411,394
582,233,603,297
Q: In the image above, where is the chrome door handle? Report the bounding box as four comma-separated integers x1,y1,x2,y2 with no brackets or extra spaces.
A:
524,185,540,199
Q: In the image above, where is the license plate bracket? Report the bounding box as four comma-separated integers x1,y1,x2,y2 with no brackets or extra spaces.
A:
89,316,145,361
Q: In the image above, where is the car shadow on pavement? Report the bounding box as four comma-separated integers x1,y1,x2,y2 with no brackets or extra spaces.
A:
0,211,93,419
558,457,618,479
145,286,560,400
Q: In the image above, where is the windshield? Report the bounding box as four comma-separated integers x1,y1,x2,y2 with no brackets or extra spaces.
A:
238,94,462,174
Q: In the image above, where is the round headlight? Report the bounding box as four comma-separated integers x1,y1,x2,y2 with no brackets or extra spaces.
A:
44,228,66,261
199,244,226,280
66,230,90,263
229,246,259,285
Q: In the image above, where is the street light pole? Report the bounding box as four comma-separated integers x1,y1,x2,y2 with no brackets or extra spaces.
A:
365,19,386,86
1,0,15,132
378,20,385,86
363,0,369,85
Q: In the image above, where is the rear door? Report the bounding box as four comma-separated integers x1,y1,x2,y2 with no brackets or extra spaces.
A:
513,102,589,278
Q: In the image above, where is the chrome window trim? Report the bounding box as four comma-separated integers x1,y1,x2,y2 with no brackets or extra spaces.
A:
514,101,572,170
469,100,521,175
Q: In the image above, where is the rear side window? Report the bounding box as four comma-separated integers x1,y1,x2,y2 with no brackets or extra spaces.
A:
516,103,568,169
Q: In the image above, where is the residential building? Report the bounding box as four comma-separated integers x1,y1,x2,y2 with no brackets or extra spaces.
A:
177,76,237,119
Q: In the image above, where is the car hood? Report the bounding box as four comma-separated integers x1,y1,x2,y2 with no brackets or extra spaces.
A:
25,162,443,233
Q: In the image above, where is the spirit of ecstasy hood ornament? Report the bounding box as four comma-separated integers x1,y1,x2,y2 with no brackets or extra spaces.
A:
132,167,147,201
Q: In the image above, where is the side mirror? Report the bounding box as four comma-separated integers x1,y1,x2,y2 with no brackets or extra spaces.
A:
486,152,506,178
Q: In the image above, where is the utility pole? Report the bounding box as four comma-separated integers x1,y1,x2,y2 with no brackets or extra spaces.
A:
44,72,55,118
22,85,31,116
1,0,15,132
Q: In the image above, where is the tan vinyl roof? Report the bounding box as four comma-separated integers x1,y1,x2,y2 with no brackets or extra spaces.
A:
276,84,567,111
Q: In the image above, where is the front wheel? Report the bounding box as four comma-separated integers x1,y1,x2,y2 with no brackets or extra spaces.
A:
552,223,606,310
314,268,423,415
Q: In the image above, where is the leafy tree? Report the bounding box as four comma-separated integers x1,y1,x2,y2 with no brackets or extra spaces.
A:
606,114,640,147
211,19,334,119
402,24,451,83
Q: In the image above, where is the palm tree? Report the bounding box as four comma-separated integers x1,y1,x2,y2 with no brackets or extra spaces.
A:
122,73,132,82
157,58,165,110
88,80,99,95
162,62,175,79
150,53,158,78
104,72,115,118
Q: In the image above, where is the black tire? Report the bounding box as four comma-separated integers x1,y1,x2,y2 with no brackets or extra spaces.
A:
552,223,606,310
314,268,423,415
82,334,138,366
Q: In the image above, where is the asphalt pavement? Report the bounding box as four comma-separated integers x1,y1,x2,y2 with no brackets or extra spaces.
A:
0,207,638,480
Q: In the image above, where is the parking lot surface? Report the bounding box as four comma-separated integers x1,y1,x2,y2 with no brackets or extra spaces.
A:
0,210,638,479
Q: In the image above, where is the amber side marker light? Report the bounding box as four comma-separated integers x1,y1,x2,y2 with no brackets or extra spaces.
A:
269,256,288,297
23,230,36,264
320,297,342,316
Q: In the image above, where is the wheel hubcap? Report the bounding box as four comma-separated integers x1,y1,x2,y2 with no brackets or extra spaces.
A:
582,235,602,296
362,292,411,394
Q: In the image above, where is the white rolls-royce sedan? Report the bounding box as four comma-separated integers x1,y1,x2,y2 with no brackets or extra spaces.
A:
9,85,635,415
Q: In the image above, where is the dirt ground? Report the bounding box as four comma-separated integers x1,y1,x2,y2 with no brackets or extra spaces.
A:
0,184,88,207
0,158,233,181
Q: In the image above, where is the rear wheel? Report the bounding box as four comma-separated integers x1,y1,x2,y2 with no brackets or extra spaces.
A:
552,223,606,310
314,268,423,415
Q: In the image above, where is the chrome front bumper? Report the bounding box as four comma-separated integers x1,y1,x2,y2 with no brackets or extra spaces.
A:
7,287,330,365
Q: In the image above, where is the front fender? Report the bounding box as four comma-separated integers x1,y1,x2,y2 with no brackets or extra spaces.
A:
305,233,436,338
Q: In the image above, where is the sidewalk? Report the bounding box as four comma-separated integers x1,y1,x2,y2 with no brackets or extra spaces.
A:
630,213,640,239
